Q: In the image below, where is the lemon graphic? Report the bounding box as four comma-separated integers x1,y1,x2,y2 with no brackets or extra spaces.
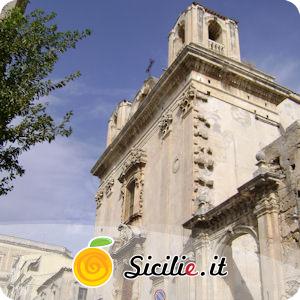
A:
73,236,114,287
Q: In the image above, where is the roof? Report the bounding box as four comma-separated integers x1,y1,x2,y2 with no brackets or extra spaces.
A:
171,2,238,28
91,43,300,178
192,2,239,23
37,267,72,294
0,234,72,258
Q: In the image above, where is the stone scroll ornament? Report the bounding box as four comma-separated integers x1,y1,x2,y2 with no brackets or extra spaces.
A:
73,237,114,287
159,113,173,137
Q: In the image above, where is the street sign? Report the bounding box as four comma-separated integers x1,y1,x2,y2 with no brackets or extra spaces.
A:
154,289,166,300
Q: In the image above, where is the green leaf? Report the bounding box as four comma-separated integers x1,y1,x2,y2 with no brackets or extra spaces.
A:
89,237,114,248
0,6,91,196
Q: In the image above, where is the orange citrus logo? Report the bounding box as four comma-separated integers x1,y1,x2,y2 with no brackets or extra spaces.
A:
73,236,114,287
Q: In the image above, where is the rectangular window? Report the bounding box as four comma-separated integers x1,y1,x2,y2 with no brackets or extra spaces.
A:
78,287,87,300
125,180,135,221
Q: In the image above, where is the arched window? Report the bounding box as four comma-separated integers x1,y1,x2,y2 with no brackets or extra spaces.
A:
208,20,222,43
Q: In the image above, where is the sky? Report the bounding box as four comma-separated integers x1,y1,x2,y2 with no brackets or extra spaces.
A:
0,0,299,254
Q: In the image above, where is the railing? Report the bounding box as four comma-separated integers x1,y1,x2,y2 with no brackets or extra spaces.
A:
208,39,224,54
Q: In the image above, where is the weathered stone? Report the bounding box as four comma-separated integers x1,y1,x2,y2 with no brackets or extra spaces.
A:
91,3,300,300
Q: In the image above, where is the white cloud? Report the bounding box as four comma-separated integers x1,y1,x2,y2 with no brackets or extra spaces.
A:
0,78,137,254
0,136,99,224
258,55,300,92
61,80,135,99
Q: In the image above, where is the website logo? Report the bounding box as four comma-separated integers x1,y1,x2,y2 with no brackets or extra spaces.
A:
123,255,228,279
73,236,114,287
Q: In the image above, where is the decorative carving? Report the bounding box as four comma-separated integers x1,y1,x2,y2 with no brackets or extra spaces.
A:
206,159,214,170
195,156,206,166
118,224,135,245
118,149,146,223
194,146,213,155
105,179,114,197
111,224,146,259
195,114,211,127
136,177,144,214
172,158,180,174
159,113,173,137
207,147,213,155
95,189,104,209
254,193,280,217
112,287,120,297
119,149,147,183
120,185,125,202
191,89,214,212
194,130,208,140
285,280,300,298
194,155,214,170
195,190,212,214
195,176,214,188
178,84,208,116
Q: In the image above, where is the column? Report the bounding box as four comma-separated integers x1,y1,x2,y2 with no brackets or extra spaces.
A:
131,243,143,300
194,233,211,300
254,192,284,300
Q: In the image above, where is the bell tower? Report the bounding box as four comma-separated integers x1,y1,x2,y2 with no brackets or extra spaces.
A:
168,2,241,66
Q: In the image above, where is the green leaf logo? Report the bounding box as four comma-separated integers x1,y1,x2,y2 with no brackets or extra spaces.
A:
89,236,114,248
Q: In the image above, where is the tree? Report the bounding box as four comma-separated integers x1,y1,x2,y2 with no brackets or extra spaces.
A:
0,5,91,196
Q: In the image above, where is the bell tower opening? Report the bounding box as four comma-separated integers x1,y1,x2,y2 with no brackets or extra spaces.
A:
168,3,241,66
177,22,185,44
208,20,222,44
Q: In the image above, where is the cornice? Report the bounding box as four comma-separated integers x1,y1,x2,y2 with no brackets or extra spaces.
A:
185,44,300,103
183,172,282,230
111,236,146,260
118,149,147,183
172,2,238,30
37,267,72,293
0,235,72,258
91,44,300,179
91,47,190,178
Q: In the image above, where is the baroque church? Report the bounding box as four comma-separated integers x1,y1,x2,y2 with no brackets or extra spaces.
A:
91,3,300,300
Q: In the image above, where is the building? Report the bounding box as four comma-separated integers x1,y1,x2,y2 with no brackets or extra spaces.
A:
0,234,76,300
0,0,27,19
34,267,89,300
91,2,300,300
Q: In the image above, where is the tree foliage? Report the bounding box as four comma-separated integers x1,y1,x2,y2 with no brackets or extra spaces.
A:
0,6,91,195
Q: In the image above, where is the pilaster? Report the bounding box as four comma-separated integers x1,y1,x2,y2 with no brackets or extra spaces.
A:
194,233,211,300
254,192,284,300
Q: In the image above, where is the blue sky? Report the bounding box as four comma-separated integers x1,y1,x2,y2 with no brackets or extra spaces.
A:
0,0,299,254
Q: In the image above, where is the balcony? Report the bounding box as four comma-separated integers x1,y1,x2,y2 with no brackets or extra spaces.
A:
208,39,224,55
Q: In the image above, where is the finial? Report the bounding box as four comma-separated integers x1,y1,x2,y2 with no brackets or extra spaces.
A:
255,151,266,162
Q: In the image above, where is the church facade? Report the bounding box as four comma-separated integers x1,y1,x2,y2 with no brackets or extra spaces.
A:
91,3,300,299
